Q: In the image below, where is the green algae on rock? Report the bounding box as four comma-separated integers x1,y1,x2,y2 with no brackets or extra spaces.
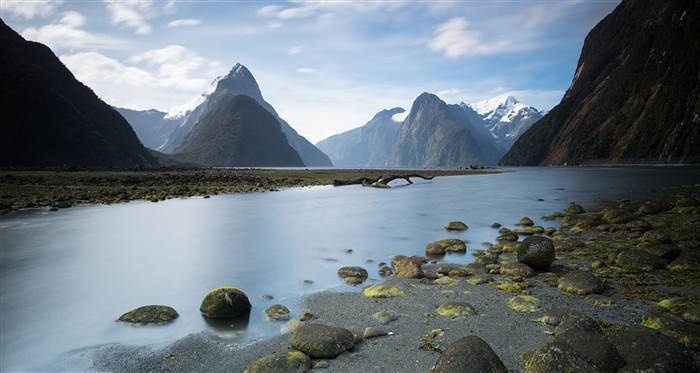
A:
265,304,291,321
444,221,468,231
517,236,555,269
557,272,604,296
199,286,252,319
362,285,405,298
507,295,538,313
118,305,179,324
435,302,476,318
244,350,311,373
290,323,354,358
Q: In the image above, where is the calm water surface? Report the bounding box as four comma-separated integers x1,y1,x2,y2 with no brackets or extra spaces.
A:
1,167,700,371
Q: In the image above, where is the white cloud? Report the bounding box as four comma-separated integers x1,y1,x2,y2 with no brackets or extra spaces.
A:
104,0,153,34
22,11,125,50
429,17,512,58
267,21,282,29
391,111,408,123
131,45,212,90
1,0,62,19
256,1,409,20
295,67,317,74
167,18,201,27
288,45,303,55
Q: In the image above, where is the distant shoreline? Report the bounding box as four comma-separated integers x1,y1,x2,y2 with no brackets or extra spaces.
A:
0,168,496,215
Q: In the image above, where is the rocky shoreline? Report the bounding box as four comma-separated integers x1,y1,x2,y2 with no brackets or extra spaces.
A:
70,183,700,372
0,168,490,215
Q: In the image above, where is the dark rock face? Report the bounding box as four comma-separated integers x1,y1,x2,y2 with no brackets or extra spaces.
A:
116,108,180,150
517,236,555,269
315,108,404,167
501,0,700,165
165,63,332,166
610,326,696,372
177,95,304,167
118,305,178,324
290,323,355,358
244,351,311,373
429,336,507,373
0,20,158,168
523,342,603,373
394,93,501,167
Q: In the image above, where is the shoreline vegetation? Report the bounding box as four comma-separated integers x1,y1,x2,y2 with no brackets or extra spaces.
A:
0,168,495,215
84,183,700,372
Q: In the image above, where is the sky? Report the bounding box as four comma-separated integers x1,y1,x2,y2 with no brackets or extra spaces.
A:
1,0,620,143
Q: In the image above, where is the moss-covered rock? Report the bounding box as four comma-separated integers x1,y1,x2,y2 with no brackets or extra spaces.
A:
392,256,424,278
497,231,519,242
244,350,311,373
337,266,368,284
553,327,624,371
641,309,700,349
499,262,535,277
118,305,179,324
615,250,666,271
585,294,613,307
429,336,507,373
426,239,466,255
265,304,291,321
444,221,468,231
513,226,545,235
557,272,603,296
290,323,355,358
601,208,634,224
668,252,700,272
564,203,585,215
362,285,405,298
523,342,600,373
496,281,528,293
507,295,538,313
517,236,555,270
610,326,696,372
372,310,398,324
434,276,458,286
435,302,476,318
199,287,251,319
467,274,493,285
520,217,535,226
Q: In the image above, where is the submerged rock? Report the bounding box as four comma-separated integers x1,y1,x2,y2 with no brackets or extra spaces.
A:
244,351,311,373
517,236,555,269
429,336,507,373
557,272,603,295
337,266,368,284
290,323,355,358
265,304,291,321
118,305,178,324
199,287,251,319
444,221,468,231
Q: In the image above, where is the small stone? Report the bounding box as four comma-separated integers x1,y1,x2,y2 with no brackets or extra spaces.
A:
337,266,368,284
299,312,317,321
491,223,502,228
683,305,700,324
303,279,314,284
585,294,613,307
434,276,458,286
506,295,538,313
363,285,405,298
118,305,178,324
444,221,468,231
467,274,493,285
244,351,311,373
363,326,388,339
520,217,535,226
557,272,603,295
435,302,476,318
372,310,398,324
260,294,274,300
290,323,355,358
499,262,535,277
312,360,329,369
496,281,528,293
265,304,290,321
429,336,507,373
378,266,393,276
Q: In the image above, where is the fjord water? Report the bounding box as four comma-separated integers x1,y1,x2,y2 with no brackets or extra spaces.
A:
1,167,700,371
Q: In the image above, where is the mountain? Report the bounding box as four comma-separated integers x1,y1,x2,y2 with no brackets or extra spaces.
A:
177,95,304,167
115,108,180,150
463,94,543,149
393,93,501,167
0,19,157,168
163,63,333,166
315,107,404,167
501,0,700,165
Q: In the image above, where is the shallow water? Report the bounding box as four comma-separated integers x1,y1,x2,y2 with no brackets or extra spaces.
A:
1,167,699,371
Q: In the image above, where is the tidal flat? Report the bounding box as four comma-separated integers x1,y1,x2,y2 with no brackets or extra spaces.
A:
78,182,700,372
0,168,490,215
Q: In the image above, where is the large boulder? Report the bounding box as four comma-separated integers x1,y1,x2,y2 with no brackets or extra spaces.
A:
429,336,507,373
610,326,696,372
244,350,311,373
615,250,666,271
641,309,700,349
517,236,555,270
290,323,355,358
392,256,424,278
554,325,624,371
118,305,179,324
523,342,603,373
199,287,252,319
557,272,604,295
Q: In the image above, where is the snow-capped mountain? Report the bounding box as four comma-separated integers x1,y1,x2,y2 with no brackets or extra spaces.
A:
461,94,543,149
164,76,222,121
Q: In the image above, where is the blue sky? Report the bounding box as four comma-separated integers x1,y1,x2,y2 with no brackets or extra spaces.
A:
1,0,619,142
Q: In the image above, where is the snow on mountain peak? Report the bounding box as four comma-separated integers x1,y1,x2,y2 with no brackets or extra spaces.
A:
471,93,521,116
164,75,222,120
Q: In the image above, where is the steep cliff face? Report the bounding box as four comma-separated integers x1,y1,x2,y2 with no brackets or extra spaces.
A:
315,108,404,167
394,93,500,167
177,95,303,167
0,20,157,168
502,0,700,165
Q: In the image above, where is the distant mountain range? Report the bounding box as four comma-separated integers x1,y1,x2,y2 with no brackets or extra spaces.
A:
120,63,332,167
316,93,542,168
501,0,700,165
0,19,157,168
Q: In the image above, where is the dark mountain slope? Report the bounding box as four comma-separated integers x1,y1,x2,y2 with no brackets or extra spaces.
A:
177,95,303,167
0,19,157,168
501,0,700,165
